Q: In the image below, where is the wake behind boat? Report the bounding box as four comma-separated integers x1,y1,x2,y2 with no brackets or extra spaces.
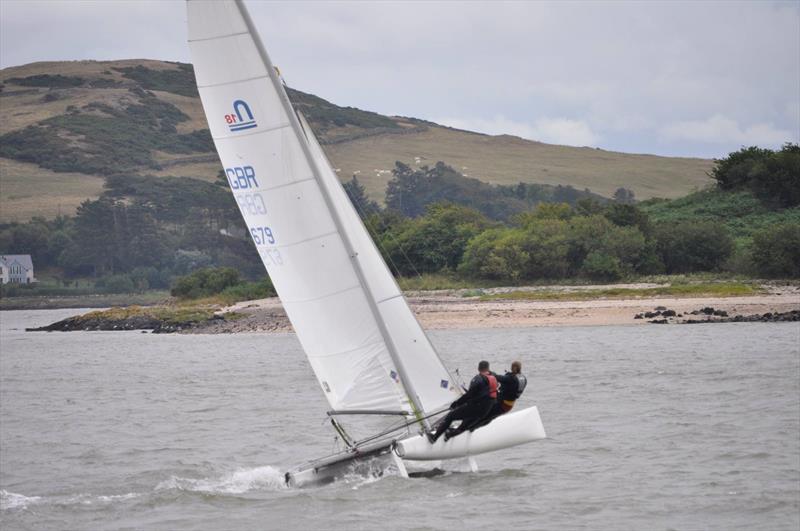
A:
186,0,545,487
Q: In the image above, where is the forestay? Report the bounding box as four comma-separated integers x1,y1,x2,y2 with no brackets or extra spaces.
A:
187,0,458,417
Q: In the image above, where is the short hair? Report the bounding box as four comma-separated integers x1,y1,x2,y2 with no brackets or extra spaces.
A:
511,360,522,373
478,360,490,371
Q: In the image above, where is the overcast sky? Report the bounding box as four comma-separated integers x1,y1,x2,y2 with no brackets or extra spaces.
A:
1,0,798,158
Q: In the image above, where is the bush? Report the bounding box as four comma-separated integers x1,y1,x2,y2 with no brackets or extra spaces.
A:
480,230,530,281
654,221,734,273
95,274,136,293
171,267,240,299
112,64,199,97
459,220,571,281
581,251,623,281
459,229,505,279
751,223,800,278
565,215,645,276
381,203,491,275
218,277,276,303
7,74,84,87
172,250,214,275
130,267,172,291
520,220,570,279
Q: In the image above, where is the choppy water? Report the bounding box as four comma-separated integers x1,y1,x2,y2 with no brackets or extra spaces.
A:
1,309,798,530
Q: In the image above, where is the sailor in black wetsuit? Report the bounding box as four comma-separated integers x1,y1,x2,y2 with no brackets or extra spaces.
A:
428,360,497,443
470,360,527,430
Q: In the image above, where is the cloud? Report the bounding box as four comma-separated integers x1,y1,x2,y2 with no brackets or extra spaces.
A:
531,118,599,147
436,116,599,147
660,115,797,147
0,0,797,158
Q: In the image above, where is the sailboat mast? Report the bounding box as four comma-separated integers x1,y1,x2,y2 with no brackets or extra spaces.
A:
233,0,430,429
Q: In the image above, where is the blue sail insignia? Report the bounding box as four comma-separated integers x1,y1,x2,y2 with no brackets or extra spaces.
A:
225,99,258,132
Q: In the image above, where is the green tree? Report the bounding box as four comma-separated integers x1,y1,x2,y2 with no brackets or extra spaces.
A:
613,187,636,204
385,161,529,221
459,229,508,280
71,198,118,275
751,223,800,278
9,220,50,264
711,146,773,190
517,219,570,279
171,267,241,299
343,175,381,218
581,251,623,281
125,201,170,268
515,203,573,225
603,203,653,236
654,221,734,273
710,144,800,207
564,215,646,277
95,273,135,293
461,219,572,281
381,203,491,275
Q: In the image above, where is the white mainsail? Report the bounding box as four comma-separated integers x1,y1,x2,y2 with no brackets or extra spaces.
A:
187,0,458,418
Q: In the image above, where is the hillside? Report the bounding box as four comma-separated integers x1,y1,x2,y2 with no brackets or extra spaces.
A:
0,59,713,222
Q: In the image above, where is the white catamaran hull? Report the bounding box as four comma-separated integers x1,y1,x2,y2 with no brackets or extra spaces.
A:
396,406,546,460
287,406,546,486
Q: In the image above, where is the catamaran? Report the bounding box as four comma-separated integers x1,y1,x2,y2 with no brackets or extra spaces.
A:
186,0,546,487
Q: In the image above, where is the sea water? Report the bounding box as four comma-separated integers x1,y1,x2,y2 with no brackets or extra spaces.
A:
1,309,798,530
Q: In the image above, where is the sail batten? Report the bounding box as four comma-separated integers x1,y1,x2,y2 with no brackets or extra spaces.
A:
188,31,251,43
187,0,458,418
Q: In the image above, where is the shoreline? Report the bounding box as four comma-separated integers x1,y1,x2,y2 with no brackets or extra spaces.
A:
194,289,800,334
16,282,800,333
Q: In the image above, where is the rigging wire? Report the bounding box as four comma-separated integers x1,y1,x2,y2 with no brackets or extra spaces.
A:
347,179,424,280
349,406,452,448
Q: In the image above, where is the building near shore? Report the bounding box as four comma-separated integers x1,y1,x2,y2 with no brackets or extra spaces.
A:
0,254,36,284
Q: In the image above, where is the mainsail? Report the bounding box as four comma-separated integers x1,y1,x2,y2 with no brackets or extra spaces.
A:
187,0,458,419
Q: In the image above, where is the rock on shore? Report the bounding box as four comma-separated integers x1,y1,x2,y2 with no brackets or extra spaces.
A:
634,306,800,325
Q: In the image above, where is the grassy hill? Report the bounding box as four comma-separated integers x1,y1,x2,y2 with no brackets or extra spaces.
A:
0,59,713,222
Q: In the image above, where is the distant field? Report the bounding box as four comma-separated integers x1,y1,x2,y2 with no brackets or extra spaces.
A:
0,157,104,222
327,126,714,201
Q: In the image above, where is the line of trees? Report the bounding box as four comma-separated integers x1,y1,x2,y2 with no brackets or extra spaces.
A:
2,145,797,297
359,201,756,282
0,172,262,292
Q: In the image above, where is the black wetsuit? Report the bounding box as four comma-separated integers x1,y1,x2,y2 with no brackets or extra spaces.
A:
496,371,522,403
431,372,495,442
471,371,526,430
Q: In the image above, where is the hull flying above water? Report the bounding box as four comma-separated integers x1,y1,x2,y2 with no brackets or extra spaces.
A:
186,0,545,487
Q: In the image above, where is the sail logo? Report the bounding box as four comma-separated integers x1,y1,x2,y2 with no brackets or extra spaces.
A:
224,99,258,132
440,379,449,389
390,370,399,383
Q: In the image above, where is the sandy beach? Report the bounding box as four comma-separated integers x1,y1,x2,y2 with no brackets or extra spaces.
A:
196,284,800,333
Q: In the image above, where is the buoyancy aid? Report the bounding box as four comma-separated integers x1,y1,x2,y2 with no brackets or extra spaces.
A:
483,372,498,399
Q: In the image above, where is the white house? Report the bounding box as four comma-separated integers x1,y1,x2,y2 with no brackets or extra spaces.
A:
0,254,36,284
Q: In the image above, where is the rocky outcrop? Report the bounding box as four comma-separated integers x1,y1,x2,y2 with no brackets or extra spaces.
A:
634,306,799,325
26,309,223,333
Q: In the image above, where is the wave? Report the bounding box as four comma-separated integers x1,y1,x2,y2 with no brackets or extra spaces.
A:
156,465,287,494
0,490,42,511
0,489,142,511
